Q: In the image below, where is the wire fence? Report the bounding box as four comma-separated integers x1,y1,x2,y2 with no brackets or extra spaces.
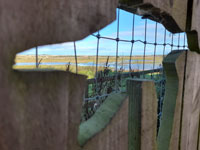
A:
82,11,187,87
78,9,187,121
14,8,188,122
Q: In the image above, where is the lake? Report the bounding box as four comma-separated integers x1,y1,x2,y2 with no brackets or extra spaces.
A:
14,61,162,71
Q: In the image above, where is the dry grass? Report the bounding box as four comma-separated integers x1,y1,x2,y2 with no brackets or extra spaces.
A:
14,55,163,79
15,55,163,64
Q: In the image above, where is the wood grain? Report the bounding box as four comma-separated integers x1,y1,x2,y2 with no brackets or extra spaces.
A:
179,51,200,150
158,50,200,150
127,79,157,150
119,0,188,33
82,96,129,150
188,0,200,53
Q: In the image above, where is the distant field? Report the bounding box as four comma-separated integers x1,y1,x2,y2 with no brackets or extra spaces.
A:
14,64,99,79
15,55,163,64
14,55,164,78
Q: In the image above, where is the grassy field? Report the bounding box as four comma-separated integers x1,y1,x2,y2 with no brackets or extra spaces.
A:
14,54,165,122
14,55,164,78
15,55,163,64
14,64,99,79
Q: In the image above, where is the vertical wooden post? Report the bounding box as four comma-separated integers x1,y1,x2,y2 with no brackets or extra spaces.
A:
157,51,184,150
36,46,38,68
0,71,87,150
119,0,188,33
158,50,200,150
189,0,200,53
198,128,200,150
85,82,89,98
79,93,129,150
179,51,200,150
127,79,157,150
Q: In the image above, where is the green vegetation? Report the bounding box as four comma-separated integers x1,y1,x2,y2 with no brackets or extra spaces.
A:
15,55,163,64
13,64,98,79
14,54,166,143
13,64,113,79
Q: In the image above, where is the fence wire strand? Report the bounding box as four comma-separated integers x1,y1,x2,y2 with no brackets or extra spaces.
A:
171,34,174,51
142,19,147,78
95,31,100,95
115,8,120,92
88,11,188,101
73,41,78,74
30,10,189,122
76,10,188,122
152,22,158,78
163,29,167,58
129,14,135,73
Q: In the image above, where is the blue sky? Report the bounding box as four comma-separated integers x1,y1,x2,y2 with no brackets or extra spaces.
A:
18,9,187,56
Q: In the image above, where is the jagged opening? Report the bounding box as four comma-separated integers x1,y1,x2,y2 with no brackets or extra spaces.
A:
13,8,188,126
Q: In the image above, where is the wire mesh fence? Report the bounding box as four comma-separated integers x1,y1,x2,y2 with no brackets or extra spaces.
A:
14,8,188,122
80,9,187,121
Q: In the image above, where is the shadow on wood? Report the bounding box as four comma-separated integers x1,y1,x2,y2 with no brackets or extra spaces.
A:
158,50,200,150
0,71,86,150
79,79,158,150
119,0,188,33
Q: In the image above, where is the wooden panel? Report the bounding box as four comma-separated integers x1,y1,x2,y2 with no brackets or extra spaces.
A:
188,0,200,53
119,0,188,33
81,94,129,150
87,68,162,84
0,0,118,56
127,79,157,150
198,129,200,150
81,79,157,150
119,0,200,53
157,51,184,150
179,51,200,150
158,50,200,150
0,71,86,150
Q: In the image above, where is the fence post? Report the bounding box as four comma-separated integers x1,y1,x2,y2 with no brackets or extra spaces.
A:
36,46,38,68
157,50,183,150
158,50,200,150
119,0,188,33
127,79,157,150
85,82,89,98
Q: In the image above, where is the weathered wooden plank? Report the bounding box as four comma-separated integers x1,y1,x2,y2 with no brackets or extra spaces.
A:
0,1,118,149
87,68,162,84
79,93,129,150
158,50,200,150
127,79,157,150
119,0,188,33
198,127,200,150
0,71,86,150
157,50,184,150
0,0,118,55
80,79,157,150
188,0,200,53
179,51,200,150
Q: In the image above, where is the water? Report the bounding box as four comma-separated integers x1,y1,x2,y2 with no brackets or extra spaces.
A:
15,61,162,70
